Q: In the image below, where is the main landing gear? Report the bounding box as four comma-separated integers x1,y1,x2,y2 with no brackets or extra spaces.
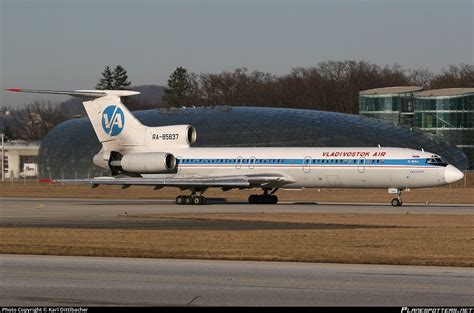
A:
391,189,403,207
248,189,279,204
176,190,206,205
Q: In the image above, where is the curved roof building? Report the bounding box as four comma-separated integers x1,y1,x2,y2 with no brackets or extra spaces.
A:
38,106,469,179
359,86,423,126
414,88,474,171
359,86,423,96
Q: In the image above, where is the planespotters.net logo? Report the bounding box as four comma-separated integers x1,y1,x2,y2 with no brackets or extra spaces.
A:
402,308,473,313
101,105,125,136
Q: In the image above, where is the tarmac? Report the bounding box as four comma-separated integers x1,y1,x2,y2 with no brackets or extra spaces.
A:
1,197,473,229
1,197,473,306
1,254,473,306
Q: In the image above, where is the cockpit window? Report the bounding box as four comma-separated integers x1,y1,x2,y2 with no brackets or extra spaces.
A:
426,158,448,167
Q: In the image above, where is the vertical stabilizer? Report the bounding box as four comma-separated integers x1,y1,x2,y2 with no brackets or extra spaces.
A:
5,89,145,147
83,94,145,145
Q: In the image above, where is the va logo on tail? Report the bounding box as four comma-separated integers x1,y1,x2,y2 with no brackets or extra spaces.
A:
102,105,125,136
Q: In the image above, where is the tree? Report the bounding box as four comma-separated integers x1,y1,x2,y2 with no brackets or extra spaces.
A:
112,65,131,90
408,68,433,88
162,66,192,107
430,64,474,89
95,66,114,90
96,65,131,90
5,100,68,140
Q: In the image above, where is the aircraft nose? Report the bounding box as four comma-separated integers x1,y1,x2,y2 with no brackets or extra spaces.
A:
444,165,464,184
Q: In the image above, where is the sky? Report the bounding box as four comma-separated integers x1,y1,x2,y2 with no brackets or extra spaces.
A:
1,0,473,107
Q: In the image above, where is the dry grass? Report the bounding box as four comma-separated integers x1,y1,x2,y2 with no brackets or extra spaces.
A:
1,213,473,267
1,182,473,204
129,212,474,228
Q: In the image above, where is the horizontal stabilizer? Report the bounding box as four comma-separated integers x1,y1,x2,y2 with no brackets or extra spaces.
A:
5,88,140,99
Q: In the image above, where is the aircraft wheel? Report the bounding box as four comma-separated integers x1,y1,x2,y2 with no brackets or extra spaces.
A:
264,195,272,204
248,195,256,204
249,194,278,204
176,196,185,205
193,196,204,205
391,198,401,207
184,196,193,205
270,195,278,204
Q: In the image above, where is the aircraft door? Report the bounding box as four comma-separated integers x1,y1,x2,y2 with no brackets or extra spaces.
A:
249,156,255,169
357,157,366,173
235,156,242,169
303,156,312,173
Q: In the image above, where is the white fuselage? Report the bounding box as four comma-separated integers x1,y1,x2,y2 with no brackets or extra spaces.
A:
8,89,464,196
138,147,456,189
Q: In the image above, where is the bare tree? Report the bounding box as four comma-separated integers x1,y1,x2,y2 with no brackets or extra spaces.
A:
431,64,474,89
408,68,433,88
5,100,68,141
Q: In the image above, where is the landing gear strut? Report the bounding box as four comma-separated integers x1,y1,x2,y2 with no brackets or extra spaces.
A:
176,190,206,205
391,189,403,207
248,189,279,204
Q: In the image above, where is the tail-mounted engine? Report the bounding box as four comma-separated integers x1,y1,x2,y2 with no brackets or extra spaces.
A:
107,151,176,176
147,125,197,147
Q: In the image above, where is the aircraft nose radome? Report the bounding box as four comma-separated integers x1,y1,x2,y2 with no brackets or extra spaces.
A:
444,165,464,184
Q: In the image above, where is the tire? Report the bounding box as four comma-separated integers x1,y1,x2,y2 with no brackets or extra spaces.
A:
256,195,264,204
248,195,256,204
271,195,278,204
193,196,203,205
263,195,272,204
184,196,193,205
176,196,185,205
391,198,400,207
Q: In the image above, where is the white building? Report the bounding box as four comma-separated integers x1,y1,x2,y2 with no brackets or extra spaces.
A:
1,140,40,179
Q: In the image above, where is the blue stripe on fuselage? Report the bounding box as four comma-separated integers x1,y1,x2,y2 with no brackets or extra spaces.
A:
176,158,440,167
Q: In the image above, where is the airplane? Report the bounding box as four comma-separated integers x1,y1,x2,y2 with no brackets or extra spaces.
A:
6,88,465,206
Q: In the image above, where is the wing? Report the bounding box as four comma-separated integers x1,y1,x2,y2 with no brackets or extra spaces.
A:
57,173,294,190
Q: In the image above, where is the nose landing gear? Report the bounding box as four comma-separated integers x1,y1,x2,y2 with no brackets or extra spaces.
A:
391,189,403,207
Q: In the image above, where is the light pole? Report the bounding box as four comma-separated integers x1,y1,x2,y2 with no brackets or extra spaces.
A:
1,133,4,182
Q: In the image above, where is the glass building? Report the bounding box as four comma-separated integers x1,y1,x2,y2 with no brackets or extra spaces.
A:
359,86,423,126
414,88,474,170
38,106,469,179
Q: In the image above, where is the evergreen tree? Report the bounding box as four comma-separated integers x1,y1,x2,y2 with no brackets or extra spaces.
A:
95,66,114,90
112,65,131,90
163,66,191,106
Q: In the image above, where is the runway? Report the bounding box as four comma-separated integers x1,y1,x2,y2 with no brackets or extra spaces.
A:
1,197,473,229
1,254,472,306
1,198,473,306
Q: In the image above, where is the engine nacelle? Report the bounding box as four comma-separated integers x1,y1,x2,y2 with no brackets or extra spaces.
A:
148,125,197,146
93,152,109,169
120,152,176,173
